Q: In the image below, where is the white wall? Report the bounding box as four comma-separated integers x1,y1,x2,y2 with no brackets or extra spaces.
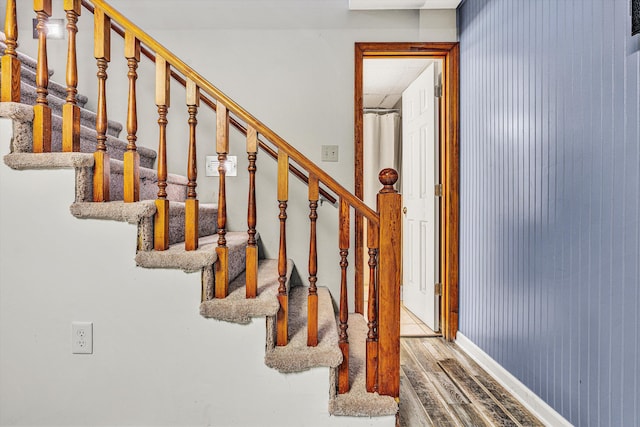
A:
7,0,456,305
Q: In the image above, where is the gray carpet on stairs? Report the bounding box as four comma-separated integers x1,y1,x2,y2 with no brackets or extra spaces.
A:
0,102,156,168
70,200,157,224
19,81,122,137
265,286,343,373
199,258,289,324
135,234,219,273
329,314,399,417
4,150,187,204
1,42,400,418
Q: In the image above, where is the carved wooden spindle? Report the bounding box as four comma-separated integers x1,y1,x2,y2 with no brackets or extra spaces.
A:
93,7,110,200
154,57,170,250
307,175,319,347
276,151,289,346
62,0,81,152
214,103,230,298
123,32,140,202
33,0,52,153
377,168,402,398
1,0,20,102
245,126,259,298
366,219,379,393
338,198,350,394
185,80,200,251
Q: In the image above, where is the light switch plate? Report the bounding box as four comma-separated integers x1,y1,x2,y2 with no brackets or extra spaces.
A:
205,156,238,177
321,145,339,162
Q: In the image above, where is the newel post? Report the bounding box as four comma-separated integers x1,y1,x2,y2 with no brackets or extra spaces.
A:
376,168,401,398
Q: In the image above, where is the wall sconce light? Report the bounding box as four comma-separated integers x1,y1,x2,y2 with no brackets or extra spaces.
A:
633,0,639,36
32,19,65,40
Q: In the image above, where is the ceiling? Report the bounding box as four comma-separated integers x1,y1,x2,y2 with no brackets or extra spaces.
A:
349,0,462,10
363,58,433,109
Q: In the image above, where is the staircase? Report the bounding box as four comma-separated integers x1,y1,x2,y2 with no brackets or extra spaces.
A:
0,1,402,425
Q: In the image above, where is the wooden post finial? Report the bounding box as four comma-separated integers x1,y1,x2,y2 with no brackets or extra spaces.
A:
378,168,398,193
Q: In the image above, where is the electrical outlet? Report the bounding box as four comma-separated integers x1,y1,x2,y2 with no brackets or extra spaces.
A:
71,322,93,354
321,145,339,162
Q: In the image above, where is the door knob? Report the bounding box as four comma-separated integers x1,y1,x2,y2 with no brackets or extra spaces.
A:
403,207,407,214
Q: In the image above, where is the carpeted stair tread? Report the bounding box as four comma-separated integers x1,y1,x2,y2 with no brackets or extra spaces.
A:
3,151,186,204
70,200,157,224
329,314,399,417
4,151,94,170
70,200,215,224
71,200,218,251
135,231,249,273
0,102,155,167
265,286,342,373
199,258,291,325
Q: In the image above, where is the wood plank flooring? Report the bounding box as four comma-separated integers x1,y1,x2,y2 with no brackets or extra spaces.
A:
399,338,544,427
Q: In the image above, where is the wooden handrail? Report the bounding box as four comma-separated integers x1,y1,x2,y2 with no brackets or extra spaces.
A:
79,0,337,207
88,0,370,221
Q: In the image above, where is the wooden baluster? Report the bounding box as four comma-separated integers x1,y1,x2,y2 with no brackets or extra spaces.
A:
366,219,379,393
376,169,401,398
33,0,52,153
355,212,364,316
93,7,110,201
185,80,200,251
245,126,259,298
154,57,170,250
1,0,20,102
307,175,319,347
276,151,289,346
123,32,140,202
338,198,350,394
62,0,81,152
214,104,230,298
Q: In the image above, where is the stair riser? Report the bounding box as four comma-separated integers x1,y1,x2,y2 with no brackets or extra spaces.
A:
168,205,218,246
19,82,121,137
2,64,89,108
74,169,186,204
1,40,83,107
0,39,52,77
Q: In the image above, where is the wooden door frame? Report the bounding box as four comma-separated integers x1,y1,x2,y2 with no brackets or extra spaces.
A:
354,42,459,341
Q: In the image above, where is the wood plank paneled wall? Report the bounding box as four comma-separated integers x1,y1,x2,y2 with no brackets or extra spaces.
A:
458,1,640,426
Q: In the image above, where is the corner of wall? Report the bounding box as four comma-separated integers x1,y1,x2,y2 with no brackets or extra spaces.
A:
418,9,458,42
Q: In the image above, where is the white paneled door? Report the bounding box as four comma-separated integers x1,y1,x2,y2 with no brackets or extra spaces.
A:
401,62,440,331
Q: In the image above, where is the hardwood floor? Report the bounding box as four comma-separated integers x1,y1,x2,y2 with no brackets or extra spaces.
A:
399,337,544,427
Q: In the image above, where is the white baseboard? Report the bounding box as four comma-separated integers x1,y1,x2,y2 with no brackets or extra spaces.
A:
455,332,574,427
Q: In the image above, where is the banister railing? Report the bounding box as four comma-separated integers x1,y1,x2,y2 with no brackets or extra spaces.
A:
90,0,361,220
79,0,337,207
2,0,402,398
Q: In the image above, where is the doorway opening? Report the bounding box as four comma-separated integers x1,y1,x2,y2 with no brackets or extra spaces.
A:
354,42,460,341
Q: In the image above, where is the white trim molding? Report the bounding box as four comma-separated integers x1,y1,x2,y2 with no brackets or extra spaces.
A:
455,332,574,427
349,0,462,10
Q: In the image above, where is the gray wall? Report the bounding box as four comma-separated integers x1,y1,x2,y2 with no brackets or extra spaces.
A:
458,0,640,426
